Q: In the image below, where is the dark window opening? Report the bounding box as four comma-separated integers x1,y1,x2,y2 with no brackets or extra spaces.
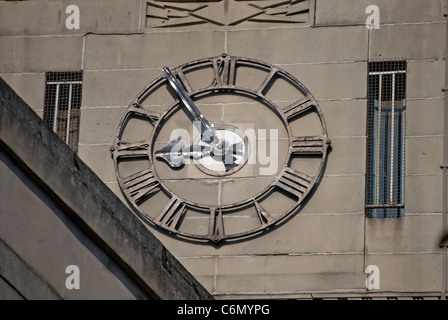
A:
43,71,83,153
365,60,406,218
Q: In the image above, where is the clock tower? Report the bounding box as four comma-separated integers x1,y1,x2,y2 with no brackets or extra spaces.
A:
0,0,446,300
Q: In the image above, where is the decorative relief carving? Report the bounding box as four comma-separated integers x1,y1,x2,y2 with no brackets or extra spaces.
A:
145,0,310,28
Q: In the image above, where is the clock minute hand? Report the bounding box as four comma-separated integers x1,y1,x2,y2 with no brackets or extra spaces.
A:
163,67,219,144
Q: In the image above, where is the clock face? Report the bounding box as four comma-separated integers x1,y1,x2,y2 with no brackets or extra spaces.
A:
111,54,330,244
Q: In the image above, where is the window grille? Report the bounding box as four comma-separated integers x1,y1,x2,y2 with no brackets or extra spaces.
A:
365,60,406,218
43,71,83,153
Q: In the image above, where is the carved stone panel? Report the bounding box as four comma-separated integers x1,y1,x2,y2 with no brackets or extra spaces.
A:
145,0,311,28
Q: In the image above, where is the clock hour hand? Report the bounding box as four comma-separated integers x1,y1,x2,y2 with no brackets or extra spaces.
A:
155,138,244,170
155,138,211,168
163,67,219,145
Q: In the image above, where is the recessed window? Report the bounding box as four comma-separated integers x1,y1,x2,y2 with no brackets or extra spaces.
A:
365,60,406,218
43,71,83,153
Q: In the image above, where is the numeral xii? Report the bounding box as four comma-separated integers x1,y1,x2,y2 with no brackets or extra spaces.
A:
212,56,236,87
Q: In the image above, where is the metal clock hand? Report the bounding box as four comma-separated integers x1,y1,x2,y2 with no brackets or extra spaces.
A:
156,67,244,171
163,67,219,144
155,137,245,169
155,138,210,167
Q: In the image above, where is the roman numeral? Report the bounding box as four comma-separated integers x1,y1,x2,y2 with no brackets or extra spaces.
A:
283,96,315,120
122,168,159,202
176,68,194,94
208,207,224,242
113,141,149,158
129,104,160,126
275,168,312,200
155,197,186,231
254,200,274,226
256,67,279,94
212,55,236,87
291,135,326,155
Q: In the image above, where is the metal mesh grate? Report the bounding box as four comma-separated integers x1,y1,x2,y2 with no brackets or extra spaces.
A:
365,60,406,218
43,71,83,153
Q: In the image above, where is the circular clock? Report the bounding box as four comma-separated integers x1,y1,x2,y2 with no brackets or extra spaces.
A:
111,54,331,244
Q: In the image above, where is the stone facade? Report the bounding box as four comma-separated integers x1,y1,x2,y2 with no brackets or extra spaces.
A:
0,0,447,299
0,77,212,299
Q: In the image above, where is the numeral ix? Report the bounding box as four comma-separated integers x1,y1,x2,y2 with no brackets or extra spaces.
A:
112,141,150,159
